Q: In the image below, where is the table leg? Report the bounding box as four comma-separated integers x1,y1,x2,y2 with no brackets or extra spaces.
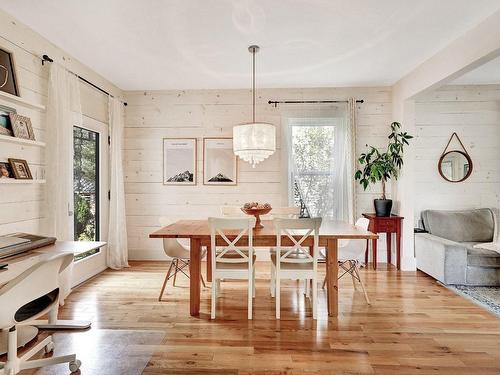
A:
326,239,338,317
396,222,402,270
365,240,369,265
189,238,201,317
387,232,392,266
372,238,377,270
206,244,212,282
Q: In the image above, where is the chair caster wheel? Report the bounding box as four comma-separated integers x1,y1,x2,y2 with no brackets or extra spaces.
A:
44,342,54,353
69,359,81,372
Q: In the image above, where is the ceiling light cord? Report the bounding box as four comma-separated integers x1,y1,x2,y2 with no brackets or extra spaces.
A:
252,46,256,123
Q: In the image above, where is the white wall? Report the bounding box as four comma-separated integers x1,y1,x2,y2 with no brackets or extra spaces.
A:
0,9,122,283
124,87,394,260
414,84,500,224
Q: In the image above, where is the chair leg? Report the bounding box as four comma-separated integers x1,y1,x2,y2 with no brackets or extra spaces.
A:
270,263,276,297
354,262,371,305
322,274,327,289
201,273,207,288
349,261,357,288
173,259,179,286
312,276,318,320
211,277,217,319
252,269,256,298
158,261,174,301
248,273,253,320
276,276,281,319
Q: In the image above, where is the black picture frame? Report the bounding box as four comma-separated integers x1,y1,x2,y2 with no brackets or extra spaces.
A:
0,47,19,97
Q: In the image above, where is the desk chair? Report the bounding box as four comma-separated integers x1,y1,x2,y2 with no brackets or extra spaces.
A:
321,217,371,304
0,253,81,374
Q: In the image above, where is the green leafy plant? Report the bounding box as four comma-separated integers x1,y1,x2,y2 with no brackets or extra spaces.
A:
354,122,413,200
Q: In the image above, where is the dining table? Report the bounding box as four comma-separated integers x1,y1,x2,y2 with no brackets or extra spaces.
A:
149,219,378,317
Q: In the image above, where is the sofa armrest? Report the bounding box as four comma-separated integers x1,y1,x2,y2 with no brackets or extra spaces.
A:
415,233,467,284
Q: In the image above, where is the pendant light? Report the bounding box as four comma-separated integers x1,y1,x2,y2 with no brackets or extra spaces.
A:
233,45,276,168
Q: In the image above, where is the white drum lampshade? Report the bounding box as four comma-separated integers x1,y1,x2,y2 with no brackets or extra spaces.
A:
233,122,276,168
233,45,276,168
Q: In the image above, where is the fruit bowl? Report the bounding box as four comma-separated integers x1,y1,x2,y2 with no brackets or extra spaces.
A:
241,203,272,229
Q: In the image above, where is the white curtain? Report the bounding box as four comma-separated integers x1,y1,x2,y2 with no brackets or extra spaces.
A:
46,64,81,240
284,102,355,222
331,104,355,223
107,97,129,269
46,64,82,302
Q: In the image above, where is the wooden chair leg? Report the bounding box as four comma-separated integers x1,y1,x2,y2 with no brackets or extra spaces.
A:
322,274,327,289
354,262,370,305
158,261,174,301
200,273,207,288
173,259,179,286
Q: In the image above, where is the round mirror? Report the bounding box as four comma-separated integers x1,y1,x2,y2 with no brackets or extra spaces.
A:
438,150,473,182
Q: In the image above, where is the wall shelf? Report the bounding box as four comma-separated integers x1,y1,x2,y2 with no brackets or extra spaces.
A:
0,134,46,147
0,179,46,184
0,91,46,111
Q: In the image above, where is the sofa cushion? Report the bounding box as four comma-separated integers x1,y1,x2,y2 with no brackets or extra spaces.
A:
422,208,494,243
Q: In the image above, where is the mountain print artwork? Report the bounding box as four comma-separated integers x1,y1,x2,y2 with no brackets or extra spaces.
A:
208,173,233,182
167,170,194,182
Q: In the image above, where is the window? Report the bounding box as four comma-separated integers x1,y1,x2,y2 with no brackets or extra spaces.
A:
73,126,100,242
289,120,335,218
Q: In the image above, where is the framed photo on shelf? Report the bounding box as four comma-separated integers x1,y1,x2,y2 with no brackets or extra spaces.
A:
0,162,14,178
203,137,237,186
9,113,35,140
0,105,16,136
0,47,19,97
8,158,32,180
163,138,197,185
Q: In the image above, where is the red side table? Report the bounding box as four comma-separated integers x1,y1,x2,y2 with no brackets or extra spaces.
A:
362,213,403,270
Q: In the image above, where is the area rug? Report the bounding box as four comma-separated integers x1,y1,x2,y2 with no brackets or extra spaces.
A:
448,284,500,317
29,329,165,375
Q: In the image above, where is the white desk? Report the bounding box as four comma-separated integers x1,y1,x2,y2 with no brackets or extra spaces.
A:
0,241,106,354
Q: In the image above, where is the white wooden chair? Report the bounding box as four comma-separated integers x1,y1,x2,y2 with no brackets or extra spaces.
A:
321,217,371,304
268,206,300,219
0,253,81,374
271,217,322,319
209,217,256,320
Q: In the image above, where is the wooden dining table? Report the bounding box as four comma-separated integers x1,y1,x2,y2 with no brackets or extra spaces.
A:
149,219,378,317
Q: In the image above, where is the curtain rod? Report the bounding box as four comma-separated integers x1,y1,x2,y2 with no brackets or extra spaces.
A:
268,99,364,108
42,55,127,106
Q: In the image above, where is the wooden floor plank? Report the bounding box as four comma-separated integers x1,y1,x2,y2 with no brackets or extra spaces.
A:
31,261,500,374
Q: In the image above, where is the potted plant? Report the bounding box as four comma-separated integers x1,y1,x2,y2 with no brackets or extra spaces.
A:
355,122,413,217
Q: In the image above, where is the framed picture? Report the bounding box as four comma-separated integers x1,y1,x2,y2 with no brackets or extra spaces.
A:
0,47,19,96
203,137,237,185
0,162,14,178
9,113,35,140
0,104,16,136
8,158,32,180
163,138,197,185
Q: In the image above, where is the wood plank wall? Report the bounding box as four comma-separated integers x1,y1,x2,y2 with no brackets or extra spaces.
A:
414,84,500,225
0,9,121,237
124,87,393,260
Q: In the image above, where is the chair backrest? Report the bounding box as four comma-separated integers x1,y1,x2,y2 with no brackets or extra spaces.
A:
0,253,73,328
274,218,322,267
338,217,370,261
209,217,255,267
220,206,246,217
158,217,190,258
269,206,300,219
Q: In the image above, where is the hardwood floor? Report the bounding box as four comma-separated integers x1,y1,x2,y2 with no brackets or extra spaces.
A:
51,262,500,374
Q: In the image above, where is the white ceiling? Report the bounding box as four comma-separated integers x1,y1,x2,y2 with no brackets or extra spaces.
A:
452,56,500,85
1,0,500,90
